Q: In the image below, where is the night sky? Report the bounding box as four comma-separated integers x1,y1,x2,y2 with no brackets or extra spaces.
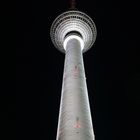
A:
15,0,139,140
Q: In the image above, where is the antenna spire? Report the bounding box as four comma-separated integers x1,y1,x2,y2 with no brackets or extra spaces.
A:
69,0,77,10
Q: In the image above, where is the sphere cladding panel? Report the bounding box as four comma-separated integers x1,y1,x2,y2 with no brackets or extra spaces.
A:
50,11,97,53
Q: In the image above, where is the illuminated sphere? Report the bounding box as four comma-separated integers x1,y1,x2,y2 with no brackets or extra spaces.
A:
50,10,97,53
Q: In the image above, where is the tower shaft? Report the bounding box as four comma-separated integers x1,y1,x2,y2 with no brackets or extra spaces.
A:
57,38,95,140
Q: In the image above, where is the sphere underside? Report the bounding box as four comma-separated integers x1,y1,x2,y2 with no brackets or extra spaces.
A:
50,11,97,53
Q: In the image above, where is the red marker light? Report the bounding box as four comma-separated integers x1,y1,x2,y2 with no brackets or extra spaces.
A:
74,122,81,128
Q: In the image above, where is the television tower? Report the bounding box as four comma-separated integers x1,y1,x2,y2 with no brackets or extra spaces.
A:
50,0,97,139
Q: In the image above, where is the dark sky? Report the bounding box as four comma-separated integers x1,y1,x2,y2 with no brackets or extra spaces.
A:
15,0,139,140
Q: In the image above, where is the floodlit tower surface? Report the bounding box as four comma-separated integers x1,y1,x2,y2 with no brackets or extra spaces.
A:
50,9,97,140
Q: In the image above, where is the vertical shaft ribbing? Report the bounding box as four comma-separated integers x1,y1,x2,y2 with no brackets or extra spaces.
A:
56,38,95,140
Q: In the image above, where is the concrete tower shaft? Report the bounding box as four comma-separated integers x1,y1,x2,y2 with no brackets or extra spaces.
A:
50,10,97,140
56,37,95,140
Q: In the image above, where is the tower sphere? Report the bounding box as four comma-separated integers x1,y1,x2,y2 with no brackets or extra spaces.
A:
50,10,97,53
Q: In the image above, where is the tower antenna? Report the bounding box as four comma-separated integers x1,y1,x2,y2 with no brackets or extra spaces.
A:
69,0,77,10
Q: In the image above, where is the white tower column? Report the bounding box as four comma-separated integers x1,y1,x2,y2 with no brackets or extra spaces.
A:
56,37,95,140
50,10,97,140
